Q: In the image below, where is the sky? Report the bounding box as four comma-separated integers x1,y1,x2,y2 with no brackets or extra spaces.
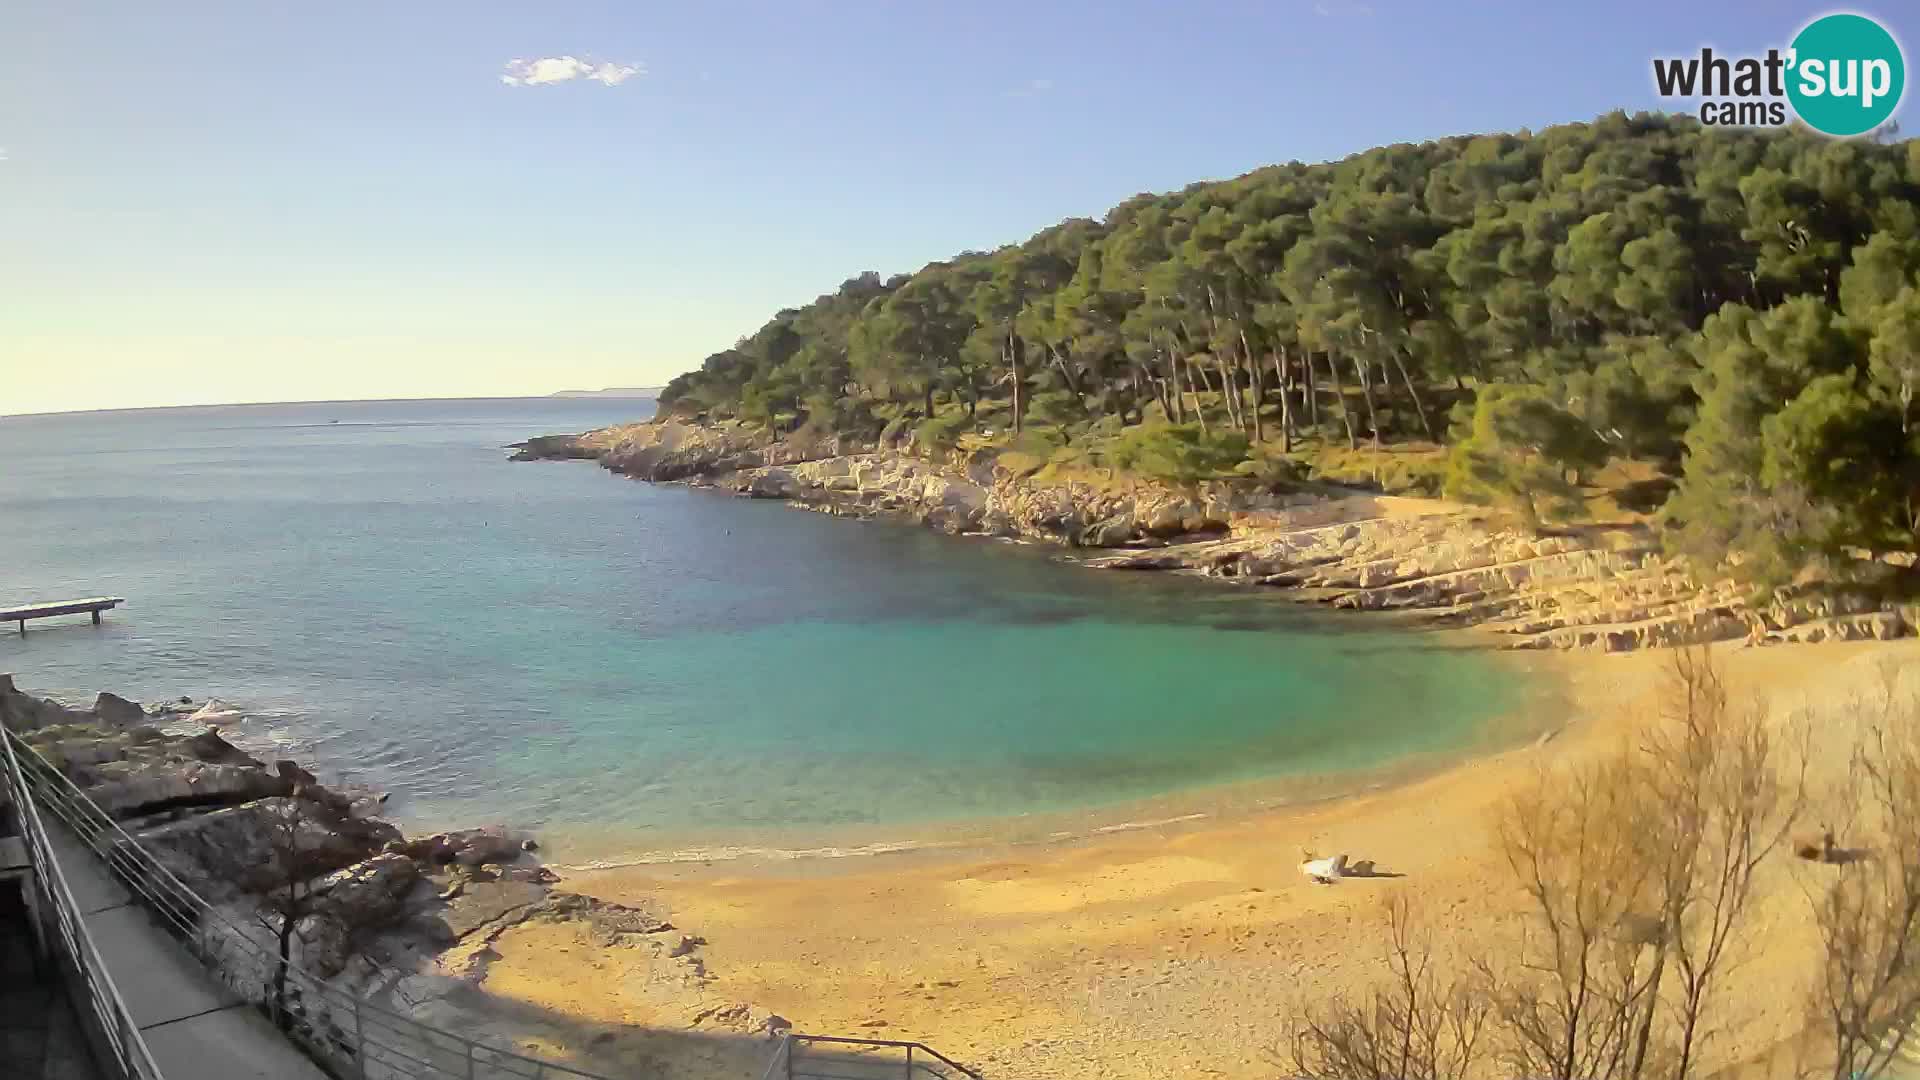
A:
3,1,1914,415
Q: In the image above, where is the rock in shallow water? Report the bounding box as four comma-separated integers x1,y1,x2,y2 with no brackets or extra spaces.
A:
93,692,148,726
401,825,530,867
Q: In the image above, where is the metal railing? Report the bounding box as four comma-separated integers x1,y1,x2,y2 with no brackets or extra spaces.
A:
1,722,166,1080
765,1033,982,1080
3,725,622,1080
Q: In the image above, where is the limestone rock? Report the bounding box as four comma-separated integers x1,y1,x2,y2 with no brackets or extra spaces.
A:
393,973,466,1009
688,1001,790,1036
313,853,420,930
1082,512,1138,548
533,891,673,944
294,912,352,977
429,879,550,941
747,468,799,499
403,825,528,867
84,761,291,817
139,796,400,898
0,675,92,732
182,729,262,766
93,692,148,726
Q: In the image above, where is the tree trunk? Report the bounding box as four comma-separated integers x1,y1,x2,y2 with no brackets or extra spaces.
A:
1327,352,1357,450
1627,943,1671,1080
1194,356,1218,396
1180,357,1209,436
1049,343,1083,397
1158,346,1182,423
1239,331,1263,443
1388,348,1437,442
1202,291,1237,431
1303,350,1318,428
1212,355,1241,432
1272,350,1292,454
1354,355,1381,448
274,916,294,1031
1007,328,1024,434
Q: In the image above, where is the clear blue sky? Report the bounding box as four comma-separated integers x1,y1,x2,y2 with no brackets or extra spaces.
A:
3,1,1912,414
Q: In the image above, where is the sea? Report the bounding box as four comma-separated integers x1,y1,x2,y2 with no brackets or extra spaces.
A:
0,397,1540,864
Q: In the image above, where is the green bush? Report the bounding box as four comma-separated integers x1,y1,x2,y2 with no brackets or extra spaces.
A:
1445,383,1607,527
914,411,973,457
1107,423,1250,490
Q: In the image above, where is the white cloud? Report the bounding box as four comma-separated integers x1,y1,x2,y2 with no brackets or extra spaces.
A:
500,56,643,88
1004,78,1055,98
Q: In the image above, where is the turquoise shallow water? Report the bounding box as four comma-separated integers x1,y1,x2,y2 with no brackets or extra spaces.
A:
0,398,1533,859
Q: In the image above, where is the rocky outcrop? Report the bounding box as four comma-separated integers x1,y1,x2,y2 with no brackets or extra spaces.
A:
139,796,404,898
401,824,536,867
93,692,147,726
517,419,1306,546
516,418,1920,655
1,676,766,1071
0,674,92,731
312,852,420,930
1084,509,1919,653
507,434,606,462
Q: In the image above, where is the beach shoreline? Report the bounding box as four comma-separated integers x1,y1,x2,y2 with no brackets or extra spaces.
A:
465,638,1920,1080
534,631,1560,875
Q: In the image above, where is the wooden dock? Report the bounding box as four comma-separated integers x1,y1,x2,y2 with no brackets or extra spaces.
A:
3,597,125,633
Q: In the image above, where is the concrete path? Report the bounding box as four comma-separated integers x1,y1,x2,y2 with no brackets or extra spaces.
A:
42,825,329,1080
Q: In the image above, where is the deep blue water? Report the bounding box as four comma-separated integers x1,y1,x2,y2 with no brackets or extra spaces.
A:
0,398,1532,860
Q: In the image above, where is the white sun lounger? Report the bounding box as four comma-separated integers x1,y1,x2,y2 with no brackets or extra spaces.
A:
1300,853,1349,884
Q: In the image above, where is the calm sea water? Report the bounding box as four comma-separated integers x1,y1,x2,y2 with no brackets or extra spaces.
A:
0,398,1534,860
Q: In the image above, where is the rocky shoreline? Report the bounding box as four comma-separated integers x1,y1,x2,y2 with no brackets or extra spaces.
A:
512,417,1920,653
0,675,790,1073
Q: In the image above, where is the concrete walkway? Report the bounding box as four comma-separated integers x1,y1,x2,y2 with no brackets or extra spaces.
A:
42,825,328,1080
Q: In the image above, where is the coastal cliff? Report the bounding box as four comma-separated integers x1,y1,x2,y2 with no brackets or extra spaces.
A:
514,418,1920,653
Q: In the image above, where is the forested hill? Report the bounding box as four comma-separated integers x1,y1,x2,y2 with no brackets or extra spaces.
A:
659,111,1920,591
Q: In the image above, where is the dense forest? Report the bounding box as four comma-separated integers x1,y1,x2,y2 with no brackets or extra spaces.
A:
659,112,1920,592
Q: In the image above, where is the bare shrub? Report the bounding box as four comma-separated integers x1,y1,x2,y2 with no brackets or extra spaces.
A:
1284,894,1489,1080
1286,647,1804,1080
1802,667,1920,1080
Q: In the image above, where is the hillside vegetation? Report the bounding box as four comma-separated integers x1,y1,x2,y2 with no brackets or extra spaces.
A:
660,112,1920,595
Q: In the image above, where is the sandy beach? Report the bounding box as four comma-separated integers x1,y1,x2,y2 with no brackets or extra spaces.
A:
442,637,1920,1079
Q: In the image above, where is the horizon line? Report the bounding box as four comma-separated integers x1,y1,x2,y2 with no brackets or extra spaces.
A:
1,391,659,421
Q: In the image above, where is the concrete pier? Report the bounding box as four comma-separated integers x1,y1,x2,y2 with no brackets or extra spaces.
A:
2,599,125,634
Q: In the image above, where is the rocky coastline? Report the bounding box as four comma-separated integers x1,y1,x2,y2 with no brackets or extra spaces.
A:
512,417,1920,654
0,675,790,1073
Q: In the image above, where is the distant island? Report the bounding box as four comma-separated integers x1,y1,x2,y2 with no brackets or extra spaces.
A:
549,387,661,399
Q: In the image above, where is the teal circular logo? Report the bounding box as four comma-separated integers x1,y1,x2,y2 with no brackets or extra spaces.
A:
1788,13,1905,137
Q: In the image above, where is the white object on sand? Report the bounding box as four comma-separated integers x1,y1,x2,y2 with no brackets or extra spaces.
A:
187,699,245,725
1300,853,1349,884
